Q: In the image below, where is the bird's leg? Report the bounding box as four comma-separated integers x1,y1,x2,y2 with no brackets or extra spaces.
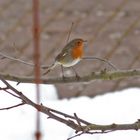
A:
43,68,51,75
71,67,80,80
61,65,66,80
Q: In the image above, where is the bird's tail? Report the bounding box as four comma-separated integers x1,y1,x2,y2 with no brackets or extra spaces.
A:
43,62,58,75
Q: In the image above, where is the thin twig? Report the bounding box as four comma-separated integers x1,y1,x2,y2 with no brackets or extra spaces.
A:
66,22,74,43
0,52,47,69
0,52,34,67
82,56,118,70
5,90,21,99
48,107,91,125
67,132,84,140
0,87,8,90
0,102,24,110
74,113,82,128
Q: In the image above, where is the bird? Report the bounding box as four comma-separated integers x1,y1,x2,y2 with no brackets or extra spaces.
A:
43,38,87,78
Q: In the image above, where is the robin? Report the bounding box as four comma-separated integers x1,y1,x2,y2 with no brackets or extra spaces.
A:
43,38,87,78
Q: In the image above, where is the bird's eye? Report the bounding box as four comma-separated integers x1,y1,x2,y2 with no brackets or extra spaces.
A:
77,41,82,46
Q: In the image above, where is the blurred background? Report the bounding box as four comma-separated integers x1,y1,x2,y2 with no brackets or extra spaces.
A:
0,0,140,98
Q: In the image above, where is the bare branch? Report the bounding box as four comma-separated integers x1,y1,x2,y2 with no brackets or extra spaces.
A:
47,107,91,125
0,52,47,69
0,51,118,71
67,132,84,140
68,130,114,140
0,52,34,67
0,77,140,140
74,113,82,128
82,56,118,70
0,78,36,107
5,90,21,99
0,69,140,84
83,121,140,132
0,77,140,137
0,87,8,90
0,102,25,110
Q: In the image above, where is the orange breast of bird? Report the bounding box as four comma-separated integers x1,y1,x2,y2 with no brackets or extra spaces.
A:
71,45,83,59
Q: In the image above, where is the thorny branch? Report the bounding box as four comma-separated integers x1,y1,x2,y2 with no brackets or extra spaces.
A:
0,78,140,139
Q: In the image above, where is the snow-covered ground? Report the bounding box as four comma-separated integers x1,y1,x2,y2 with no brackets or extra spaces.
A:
0,81,140,140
